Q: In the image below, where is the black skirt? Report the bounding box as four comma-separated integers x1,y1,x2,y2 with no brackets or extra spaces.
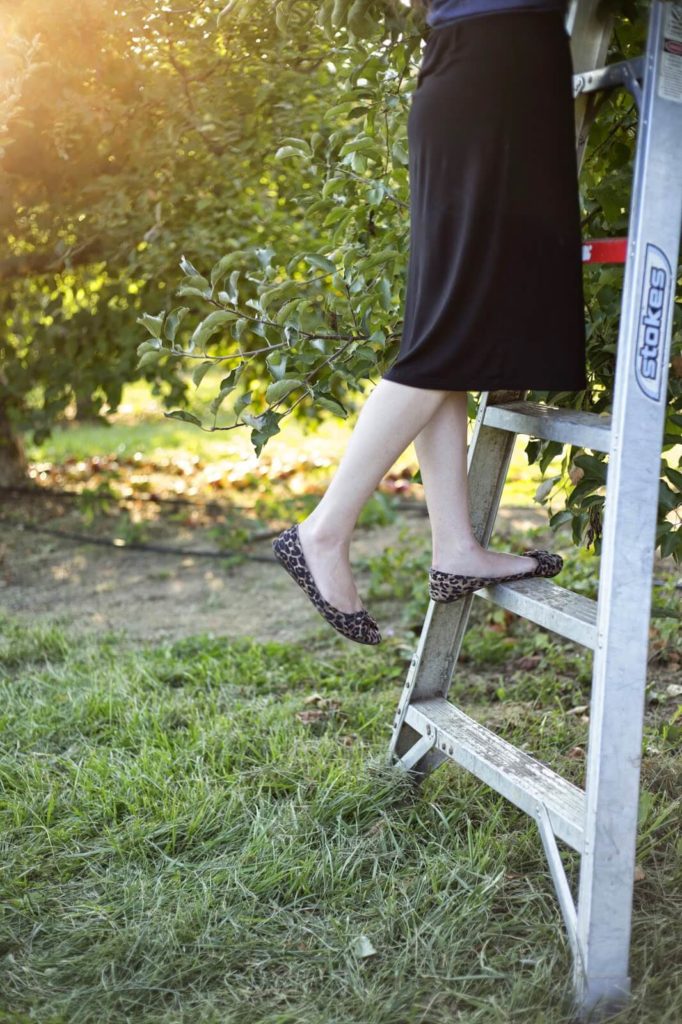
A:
382,9,588,392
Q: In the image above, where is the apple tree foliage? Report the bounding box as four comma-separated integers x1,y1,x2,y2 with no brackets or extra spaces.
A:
2,0,680,558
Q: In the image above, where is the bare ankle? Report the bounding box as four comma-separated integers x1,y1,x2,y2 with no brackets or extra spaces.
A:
301,515,352,550
432,535,480,562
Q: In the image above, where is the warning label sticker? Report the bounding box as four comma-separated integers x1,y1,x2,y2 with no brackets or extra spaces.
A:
660,2,682,103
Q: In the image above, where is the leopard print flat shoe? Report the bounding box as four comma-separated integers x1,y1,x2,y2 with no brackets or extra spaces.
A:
428,548,563,604
272,523,382,645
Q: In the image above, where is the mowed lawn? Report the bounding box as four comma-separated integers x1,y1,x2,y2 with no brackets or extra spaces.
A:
1,608,680,1023
2,385,681,1023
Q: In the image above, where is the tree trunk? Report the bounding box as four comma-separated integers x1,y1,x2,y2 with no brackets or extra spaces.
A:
0,400,28,487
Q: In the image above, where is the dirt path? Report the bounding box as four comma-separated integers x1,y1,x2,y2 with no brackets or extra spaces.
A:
1,500,557,645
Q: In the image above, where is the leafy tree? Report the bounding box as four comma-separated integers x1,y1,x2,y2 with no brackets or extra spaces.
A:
2,0,679,560
0,0,341,477
137,0,681,559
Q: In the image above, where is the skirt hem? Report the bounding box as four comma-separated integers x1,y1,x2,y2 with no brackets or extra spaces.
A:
381,371,588,392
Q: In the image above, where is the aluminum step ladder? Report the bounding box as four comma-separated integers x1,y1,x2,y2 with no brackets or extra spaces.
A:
387,1,682,1019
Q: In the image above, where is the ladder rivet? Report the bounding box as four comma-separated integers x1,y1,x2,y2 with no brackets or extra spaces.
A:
448,745,453,755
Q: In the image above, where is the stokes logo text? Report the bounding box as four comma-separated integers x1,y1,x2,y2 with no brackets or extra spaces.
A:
635,243,671,402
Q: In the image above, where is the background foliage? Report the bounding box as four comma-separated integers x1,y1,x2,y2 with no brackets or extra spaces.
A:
1,0,680,557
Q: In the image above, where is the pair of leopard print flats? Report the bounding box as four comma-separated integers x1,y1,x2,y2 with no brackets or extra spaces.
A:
428,548,564,603
272,523,382,645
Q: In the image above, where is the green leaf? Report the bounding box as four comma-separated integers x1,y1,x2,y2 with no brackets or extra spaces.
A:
192,360,214,388
227,269,241,304
276,137,310,153
274,298,302,326
176,285,211,300
658,480,680,514
274,146,308,160
379,276,393,311
136,340,161,357
265,378,304,403
249,409,282,457
266,351,288,380
322,177,346,198
137,350,163,370
179,255,209,289
233,389,252,417
209,384,236,416
549,509,574,528
189,310,239,352
338,136,379,158
164,410,202,427
233,318,249,340
303,254,337,275
210,255,237,291
331,0,353,30
659,528,679,560
136,313,165,339
255,247,276,270
275,2,289,34
323,206,351,228
316,396,347,417
663,464,682,490
260,281,299,314
164,306,190,344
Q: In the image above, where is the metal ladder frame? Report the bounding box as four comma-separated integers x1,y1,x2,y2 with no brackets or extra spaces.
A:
387,2,682,1018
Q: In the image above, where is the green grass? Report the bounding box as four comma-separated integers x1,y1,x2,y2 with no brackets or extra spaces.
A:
0,612,680,1024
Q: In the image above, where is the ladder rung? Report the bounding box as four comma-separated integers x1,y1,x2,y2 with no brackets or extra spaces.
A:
482,400,611,452
404,698,585,851
475,577,598,649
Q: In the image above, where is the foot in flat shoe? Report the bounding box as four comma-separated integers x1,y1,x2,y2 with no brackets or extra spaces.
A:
429,547,563,603
297,517,364,613
431,545,539,579
272,524,382,645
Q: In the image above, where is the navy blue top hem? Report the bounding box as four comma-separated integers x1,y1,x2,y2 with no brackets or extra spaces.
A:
426,0,567,30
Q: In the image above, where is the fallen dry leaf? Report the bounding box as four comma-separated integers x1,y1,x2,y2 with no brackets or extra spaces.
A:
295,709,328,725
516,655,542,671
567,746,586,760
302,693,342,711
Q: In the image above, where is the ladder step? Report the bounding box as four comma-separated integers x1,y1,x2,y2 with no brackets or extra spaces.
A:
404,698,585,851
475,577,598,649
482,400,611,452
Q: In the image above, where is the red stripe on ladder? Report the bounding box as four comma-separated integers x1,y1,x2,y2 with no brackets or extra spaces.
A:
582,238,628,263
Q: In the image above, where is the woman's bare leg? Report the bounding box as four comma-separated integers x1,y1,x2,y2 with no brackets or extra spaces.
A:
413,390,537,575
297,378,451,612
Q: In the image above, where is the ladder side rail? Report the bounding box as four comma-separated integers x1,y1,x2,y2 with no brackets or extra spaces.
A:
574,1,682,1015
567,0,615,172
